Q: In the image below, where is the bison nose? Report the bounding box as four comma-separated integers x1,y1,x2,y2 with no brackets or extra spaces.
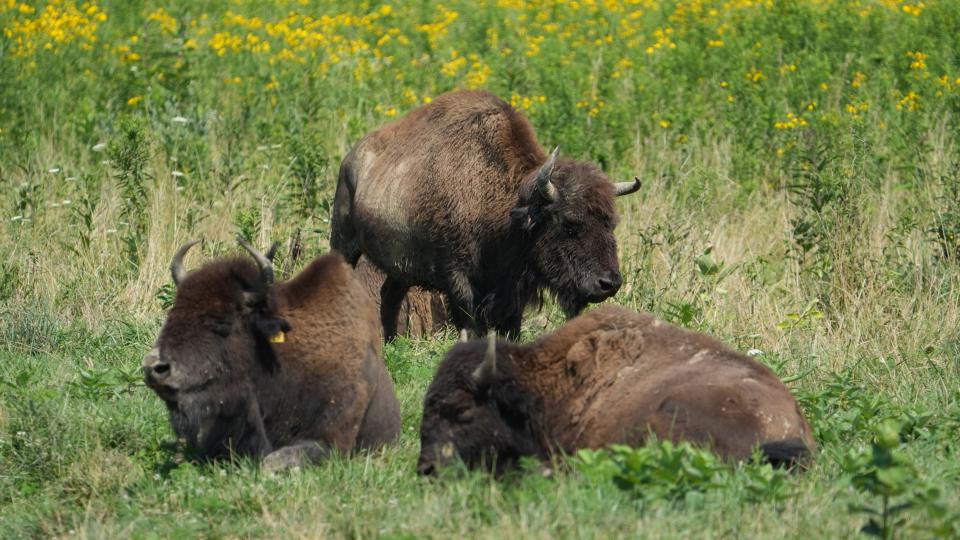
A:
149,362,171,379
143,348,171,382
596,272,622,295
416,460,437,476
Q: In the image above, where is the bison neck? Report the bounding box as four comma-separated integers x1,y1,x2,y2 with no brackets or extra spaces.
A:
473,230,542,333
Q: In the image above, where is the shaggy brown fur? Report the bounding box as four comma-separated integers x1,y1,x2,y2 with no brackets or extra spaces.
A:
417,305,815,475
331,90,640,340
144,245,400,471
354,256,448,338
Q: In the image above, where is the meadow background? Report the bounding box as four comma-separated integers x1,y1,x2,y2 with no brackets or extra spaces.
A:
2,0,959,537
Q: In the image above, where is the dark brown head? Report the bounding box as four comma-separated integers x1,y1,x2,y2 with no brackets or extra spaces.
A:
417,334,541,476
144,239,289,458
512,147,640,317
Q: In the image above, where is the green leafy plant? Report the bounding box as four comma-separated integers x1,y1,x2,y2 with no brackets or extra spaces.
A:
107,117,152,270
233,204,261,243
576,440,792,505
70,364,144,400
776,299,824,330
844,421,916,539
930,161,960,263
155,282,176,310
285,134,331,221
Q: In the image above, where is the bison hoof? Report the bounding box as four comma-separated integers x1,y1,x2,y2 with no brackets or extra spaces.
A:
262,446,308,473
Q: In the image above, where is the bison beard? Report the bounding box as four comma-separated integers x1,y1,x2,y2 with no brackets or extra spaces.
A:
167,390,271,459
331,90,641,340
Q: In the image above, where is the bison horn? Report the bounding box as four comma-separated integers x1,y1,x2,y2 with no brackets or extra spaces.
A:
237,236,275,286
535,146,560,202
265,241,280,262
170,240,200,287
471,332,498,387
614,177,642,197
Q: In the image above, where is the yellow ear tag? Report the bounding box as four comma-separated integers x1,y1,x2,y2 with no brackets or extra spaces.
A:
269,331,285,344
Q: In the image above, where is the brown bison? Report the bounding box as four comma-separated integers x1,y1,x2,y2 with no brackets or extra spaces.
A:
331,90,641,340
354,255,449,338
143,239,401,471
417,305,815,475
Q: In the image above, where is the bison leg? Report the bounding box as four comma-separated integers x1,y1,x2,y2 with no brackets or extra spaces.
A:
246,395,273,457
447,272,478,336
261,440,332,473
495,311,523,341
380,278,410,341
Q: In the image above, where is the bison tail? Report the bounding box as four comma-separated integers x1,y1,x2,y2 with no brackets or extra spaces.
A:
759,439,812,469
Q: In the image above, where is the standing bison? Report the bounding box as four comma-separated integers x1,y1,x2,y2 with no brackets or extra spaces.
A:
143,239,400,471
331,90,641,340
417,305,815,475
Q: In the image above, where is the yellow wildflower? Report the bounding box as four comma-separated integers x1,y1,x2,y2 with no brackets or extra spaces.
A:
902,3,925,16
906,51,927,70
441,55,466,78
896,91,920,111
147,8,177,34
465,58,491,89
851,71,866,88
773,111,808,130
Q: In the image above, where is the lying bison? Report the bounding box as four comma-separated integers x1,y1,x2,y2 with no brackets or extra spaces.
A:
143,239,401,471
354,256,449,338
417,305,815,475
331,90,642,340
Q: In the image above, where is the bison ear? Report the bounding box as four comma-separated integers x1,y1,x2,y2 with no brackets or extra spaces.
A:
252,312,291,374
253,312,291,343
510,206,535,232
511,203,548,232
492,379,535,430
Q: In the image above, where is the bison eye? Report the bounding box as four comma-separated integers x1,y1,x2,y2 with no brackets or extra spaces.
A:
561,220,583,238
439,399,475,423
204,316,233,336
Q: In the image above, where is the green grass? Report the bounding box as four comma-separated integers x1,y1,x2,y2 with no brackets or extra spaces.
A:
2,0,960,537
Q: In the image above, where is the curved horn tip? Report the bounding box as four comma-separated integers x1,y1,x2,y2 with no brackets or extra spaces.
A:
170,240,201,286
536,148,560,202
471,332,498,387
237,236,275,286
614,176,642,197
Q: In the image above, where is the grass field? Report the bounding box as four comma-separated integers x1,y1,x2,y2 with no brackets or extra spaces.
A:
2,0,960,537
